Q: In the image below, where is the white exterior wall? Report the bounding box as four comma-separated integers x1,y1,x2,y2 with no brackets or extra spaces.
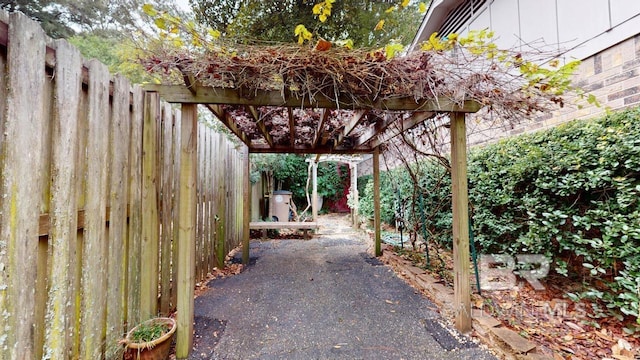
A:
359,1,640,177
458,0,640,61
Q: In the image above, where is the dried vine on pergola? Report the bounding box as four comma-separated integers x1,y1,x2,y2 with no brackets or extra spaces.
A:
141,31,583,148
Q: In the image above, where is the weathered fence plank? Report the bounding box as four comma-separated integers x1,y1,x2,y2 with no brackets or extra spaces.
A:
171,110,182,310
207,131,215,271
160,103,174,315
0,11,6,156
80,59,111,359
141,91,160,319
176,104,197,359
196,123,204,281
106,75,132,356
202,126,210,277
127,86,144,329
71,73,90,358
35,40,53,360
215,134,227,267
0,12,46,358
43,38,82,360
0,11,249,359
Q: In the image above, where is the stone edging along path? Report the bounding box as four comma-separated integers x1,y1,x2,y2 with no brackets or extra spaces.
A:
378,243,552,360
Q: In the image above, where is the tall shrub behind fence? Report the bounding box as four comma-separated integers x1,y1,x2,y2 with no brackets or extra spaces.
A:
0,11,246,359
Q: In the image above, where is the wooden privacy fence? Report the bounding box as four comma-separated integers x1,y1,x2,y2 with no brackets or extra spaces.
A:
0,11,247,359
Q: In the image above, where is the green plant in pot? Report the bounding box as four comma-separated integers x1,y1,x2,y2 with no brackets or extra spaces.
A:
121,317,176,360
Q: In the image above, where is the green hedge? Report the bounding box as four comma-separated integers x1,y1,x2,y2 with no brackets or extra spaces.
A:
359,107,640,324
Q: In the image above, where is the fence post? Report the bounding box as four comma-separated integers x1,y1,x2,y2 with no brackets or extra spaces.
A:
176,104,197,359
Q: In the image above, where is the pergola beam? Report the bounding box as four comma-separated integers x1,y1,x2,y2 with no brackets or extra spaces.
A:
250,143,372,154
144,85,481,112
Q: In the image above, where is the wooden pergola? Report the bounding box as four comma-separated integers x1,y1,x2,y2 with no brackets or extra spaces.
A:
145,82,480,357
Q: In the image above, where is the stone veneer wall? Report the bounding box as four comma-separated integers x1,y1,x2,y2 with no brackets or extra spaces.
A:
358,34,640,177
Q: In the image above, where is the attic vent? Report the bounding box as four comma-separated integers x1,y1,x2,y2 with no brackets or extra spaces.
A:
439,0,487,36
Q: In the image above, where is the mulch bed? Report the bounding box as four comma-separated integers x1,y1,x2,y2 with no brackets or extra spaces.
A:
388,241,639,360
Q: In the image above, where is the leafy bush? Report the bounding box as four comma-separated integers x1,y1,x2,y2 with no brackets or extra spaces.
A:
251,154,350,207
359,171,398,224
359,107,640,322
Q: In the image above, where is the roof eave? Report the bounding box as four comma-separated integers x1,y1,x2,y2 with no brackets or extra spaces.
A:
408,0,466,52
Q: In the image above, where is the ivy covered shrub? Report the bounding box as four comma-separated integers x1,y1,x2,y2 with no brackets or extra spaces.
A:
359,107,640,323
470,108,640,325
359,170,400,224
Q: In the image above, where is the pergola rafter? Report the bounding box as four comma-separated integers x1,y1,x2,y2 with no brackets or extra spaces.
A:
334,109,366,148
246,105,274,147
313,109,330,148
370,111,436,148
352,113,397,148
205,104,251,146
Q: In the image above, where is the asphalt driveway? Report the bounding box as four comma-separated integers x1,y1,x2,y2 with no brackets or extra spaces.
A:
189,215,496,360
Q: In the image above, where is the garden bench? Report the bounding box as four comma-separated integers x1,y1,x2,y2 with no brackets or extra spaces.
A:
249,221,318,240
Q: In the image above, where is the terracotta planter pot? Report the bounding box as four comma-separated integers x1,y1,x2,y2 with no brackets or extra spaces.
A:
123,317,176,360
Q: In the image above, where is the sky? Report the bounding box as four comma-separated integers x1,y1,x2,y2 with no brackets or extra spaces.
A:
174,0,192,13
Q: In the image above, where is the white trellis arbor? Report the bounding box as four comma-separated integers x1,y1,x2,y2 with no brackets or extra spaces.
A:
306,154,365,225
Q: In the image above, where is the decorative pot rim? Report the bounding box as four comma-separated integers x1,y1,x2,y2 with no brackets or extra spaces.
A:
124,317,177,350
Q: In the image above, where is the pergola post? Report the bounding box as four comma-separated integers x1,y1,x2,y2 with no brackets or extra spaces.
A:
373,147,381,257
176,104,197,358
350,162,359,227
312,161,318,222
450,112,471,333
242,146,250,265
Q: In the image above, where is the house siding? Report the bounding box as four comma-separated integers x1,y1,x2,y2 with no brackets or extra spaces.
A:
359,1,640,176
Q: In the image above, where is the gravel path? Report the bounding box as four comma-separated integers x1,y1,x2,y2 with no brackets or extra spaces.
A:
190,215,496,360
